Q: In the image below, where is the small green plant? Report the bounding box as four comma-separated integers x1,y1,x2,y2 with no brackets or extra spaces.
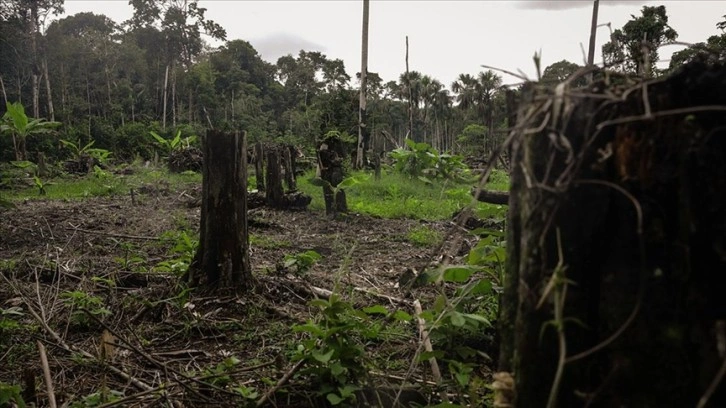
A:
0,382,25,408
33,175,46,195
61,291,111,327
156,230,199,276
149,129,197,158
389,139,471,183
406,225,443,247
69,389,123,407
1,101,61,161
282,250,322,275
60,139,112,165
292,295,379,405
113,241,147,272
201,356,241,388
0,306,24,340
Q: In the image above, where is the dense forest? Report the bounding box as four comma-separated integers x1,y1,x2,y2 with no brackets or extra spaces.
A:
2,2,724,162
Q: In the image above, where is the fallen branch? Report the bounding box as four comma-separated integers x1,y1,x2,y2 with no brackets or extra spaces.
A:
65,223,160,241
472,188,510,205
413,300,448,404
256,359,305,407
37,341,57,408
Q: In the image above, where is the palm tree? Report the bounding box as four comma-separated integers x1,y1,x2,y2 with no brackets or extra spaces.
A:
451,70,502,153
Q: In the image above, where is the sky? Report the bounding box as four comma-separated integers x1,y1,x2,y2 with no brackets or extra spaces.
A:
58,1,725,88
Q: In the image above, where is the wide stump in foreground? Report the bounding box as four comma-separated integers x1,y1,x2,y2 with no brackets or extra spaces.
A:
499,60,726,407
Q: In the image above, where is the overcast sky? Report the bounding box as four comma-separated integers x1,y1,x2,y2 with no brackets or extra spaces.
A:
59,1,724,87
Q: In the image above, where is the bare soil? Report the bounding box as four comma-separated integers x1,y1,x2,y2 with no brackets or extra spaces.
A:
0,182,487,407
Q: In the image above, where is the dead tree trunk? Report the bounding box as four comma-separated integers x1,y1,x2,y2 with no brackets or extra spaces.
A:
318,136,348,216
265,148,284,208
282,145,296,191
188,130,251,289
499,61,726,407
254,142,265,191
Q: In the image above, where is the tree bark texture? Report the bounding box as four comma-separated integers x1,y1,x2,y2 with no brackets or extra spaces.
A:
265,148,284,209
500,61,726,407
188,130,251,289
356,0,370,169
318,136,348,216
282,146,296,191
254,142,265,191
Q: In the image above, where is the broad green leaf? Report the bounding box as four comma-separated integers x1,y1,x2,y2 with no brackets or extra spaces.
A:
149,131,168,146
326,393,344,405
442,266,475,282
312,348,335,363
449,311,466,327
363,305,389,315
462,313,491,326
337,177,359,189
392,310,413,322
469,279,493,295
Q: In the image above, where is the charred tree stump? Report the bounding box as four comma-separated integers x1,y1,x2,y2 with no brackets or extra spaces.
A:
265,148,284,208
282,145,296,191
499,61,726,407
318,138,347,216
188,130,251,289
254,142,265,191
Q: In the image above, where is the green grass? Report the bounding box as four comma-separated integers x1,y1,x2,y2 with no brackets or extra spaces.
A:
406,225,444,247
297,168,507,221
2,164,202,201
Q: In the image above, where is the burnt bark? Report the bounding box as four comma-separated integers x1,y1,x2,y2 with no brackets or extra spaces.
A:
473,188,509,205
254,142,265,191
500,61,726,407
265,148,284,209
188,130,251,289
318,136,348,216
282,145,296,191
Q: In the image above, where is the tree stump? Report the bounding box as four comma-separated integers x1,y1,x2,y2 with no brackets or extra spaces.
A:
282,145,296,191
318,136,348,216
188,130,251,289
499,60,726,407
265,148,284,208
254,142,265,191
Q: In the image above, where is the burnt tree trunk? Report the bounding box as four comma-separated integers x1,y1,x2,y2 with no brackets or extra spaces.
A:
254,142,265,191
188,130,251,289
282,145,296,191
318,136,348,216
265,148,284,208
500,61,726,407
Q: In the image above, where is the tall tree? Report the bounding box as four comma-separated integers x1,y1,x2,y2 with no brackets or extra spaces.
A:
602,5,677,76
0,0,64,118
128,0,226,128
356,0,369,168
668,15,726,71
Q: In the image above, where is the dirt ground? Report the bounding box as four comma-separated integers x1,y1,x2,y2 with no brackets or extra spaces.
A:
0,183,484,407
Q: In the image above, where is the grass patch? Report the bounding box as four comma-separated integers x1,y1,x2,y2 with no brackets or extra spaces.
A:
297,169,501,221
406,225,443,247
1,164,202,201
249,234,291,249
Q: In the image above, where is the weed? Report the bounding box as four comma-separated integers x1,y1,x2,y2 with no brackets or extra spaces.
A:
0,306,24,341
389,139,472,183
156,230,198,276
0,382,25,408
292,295,411,406
69,389,123,407
282,250,322,275
249,234,290,249
406,225,443,247
61,291,111,327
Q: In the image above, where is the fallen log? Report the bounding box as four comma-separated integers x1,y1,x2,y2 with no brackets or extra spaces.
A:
472,188,509,205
